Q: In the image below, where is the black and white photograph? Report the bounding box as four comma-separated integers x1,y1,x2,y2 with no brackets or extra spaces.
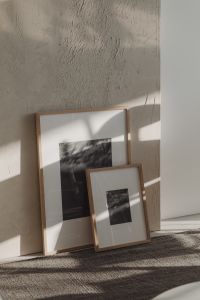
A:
86,165,150,252
36,108,128,254
106,188,132,226
59,139,112,220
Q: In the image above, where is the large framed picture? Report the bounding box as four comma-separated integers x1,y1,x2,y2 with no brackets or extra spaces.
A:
86,164,150,252
36,107,129,254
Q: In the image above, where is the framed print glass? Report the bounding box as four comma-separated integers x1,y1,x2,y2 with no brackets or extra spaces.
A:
86,164,150,252
36,107,129,255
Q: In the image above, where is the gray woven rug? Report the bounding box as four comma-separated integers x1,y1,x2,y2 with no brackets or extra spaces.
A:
1,231,200,300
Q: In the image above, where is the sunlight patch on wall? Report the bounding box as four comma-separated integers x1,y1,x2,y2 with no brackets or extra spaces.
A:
0,235,21,261
138,121,160,141
0,141,21,183
144,177,160,188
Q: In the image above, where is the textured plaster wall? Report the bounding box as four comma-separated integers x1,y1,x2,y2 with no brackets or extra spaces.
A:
0,0,160,259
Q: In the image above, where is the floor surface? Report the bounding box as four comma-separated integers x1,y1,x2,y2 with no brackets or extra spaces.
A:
1,230,200,299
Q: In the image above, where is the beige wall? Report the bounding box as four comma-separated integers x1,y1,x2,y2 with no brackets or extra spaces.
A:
0,0,160,260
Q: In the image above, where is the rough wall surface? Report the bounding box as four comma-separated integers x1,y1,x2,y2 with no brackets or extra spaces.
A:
0,0,160,259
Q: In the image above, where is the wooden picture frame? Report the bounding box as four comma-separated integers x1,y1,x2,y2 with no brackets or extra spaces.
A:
86,164,150,252
36,107,130,255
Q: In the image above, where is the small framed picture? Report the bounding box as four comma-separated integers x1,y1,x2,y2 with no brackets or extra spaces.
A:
86,164,150,252
36,107,129,255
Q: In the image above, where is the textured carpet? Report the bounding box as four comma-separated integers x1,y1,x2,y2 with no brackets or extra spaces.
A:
1,231,200,300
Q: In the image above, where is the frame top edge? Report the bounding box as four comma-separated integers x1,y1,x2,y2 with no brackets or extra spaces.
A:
36,106,128,117
86,164,141,175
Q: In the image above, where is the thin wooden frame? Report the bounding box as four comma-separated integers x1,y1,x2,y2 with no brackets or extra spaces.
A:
36,106,130,255
86,164,151,252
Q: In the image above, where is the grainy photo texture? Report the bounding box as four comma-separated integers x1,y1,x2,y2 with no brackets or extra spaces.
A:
106,189,132,225
59,139,112,220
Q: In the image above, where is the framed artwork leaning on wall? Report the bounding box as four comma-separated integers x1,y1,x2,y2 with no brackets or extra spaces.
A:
36,107,130,255
86,164,150,252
